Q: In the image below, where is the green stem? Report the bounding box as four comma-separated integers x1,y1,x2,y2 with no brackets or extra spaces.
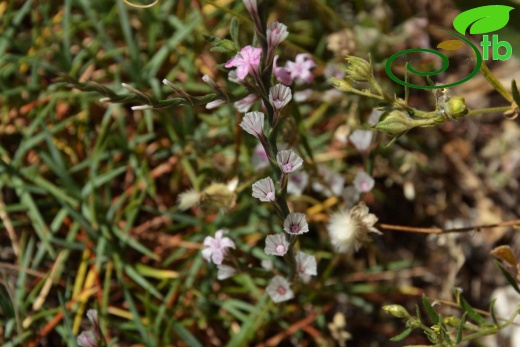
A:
465,105,512,117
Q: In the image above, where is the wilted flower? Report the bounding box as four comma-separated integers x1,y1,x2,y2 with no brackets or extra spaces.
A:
295,251,317,282
353,171,375,193
266,276,294,303
285,53,316,84
264,234,289,256
269,84,292,113
240,111,265,139
349,130,373,153
283,212,309,235
234,94,259,113
287,170,309,195
327,202,381,253
273,55,292,85
225,45,262,80
202,180,237,211
178,189,202,210
217,264,238,280
202,229,236,265
252,177,276,202
276,149,303,173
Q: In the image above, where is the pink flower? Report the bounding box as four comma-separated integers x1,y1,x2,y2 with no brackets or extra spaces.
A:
202,229,236,265
353,171,375,193
273,55,292,85
225,45,262,80
285,53,316,84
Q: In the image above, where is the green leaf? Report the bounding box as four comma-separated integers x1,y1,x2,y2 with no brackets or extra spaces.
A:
494,260,520,294
456,312,468,344
459,294,488,325
453,5,515,35
390,327,413,341
511,79,520,109
422,294,440,324
230,17,239,45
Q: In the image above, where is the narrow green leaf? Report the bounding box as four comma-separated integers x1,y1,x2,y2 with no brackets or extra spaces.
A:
456,312,468,344
459,294,488,325
173,323,204,347
390,327,413,341
422,294,440,324
494,260,520,294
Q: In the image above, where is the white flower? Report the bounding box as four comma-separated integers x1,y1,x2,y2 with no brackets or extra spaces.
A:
276,149,303,173
283,212,309,235
217,264,237,280
349,130,373,152
353,171,375,193
234,94,259,113
252,177,276,202
206,99,226,109
240,111,265,139
269,84,292,112
266,276,294,303
264,234,289,256
295,251,317,282
267,22,289,54
287,171,309,195
327,202,381,253
202,229,236,265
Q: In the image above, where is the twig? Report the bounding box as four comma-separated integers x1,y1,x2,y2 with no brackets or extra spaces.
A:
379,219,520,234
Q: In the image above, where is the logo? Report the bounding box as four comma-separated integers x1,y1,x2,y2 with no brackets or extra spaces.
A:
385,5,515,90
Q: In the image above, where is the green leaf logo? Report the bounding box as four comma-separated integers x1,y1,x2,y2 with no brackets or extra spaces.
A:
453,5,514,35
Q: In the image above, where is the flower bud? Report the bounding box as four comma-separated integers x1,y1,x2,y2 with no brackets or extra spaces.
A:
383,305,411,319
343,56,372,82
443,316,461,328
445,96,468,119
374,110,414,136
329,77,353,92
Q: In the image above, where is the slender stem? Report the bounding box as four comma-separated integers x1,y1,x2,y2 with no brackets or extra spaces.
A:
465,105,512,117
379,219,520,234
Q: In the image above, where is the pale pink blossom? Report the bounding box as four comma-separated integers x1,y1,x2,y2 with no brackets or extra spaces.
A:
267,22,289,62
295,251,317,281
225,45,262,80
353,171,375,193
252,143,270,170
217,264,237,280
202,229,236,265
206,99,226,109
240,111,265,139
349,130,373,152
77,331,97,347
266,276,294,303
264,234,289,256
276,149,303,173
287,171,309,195
283,212,309,235
252,177,276,202
269,84,292,113
285,53,316,84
